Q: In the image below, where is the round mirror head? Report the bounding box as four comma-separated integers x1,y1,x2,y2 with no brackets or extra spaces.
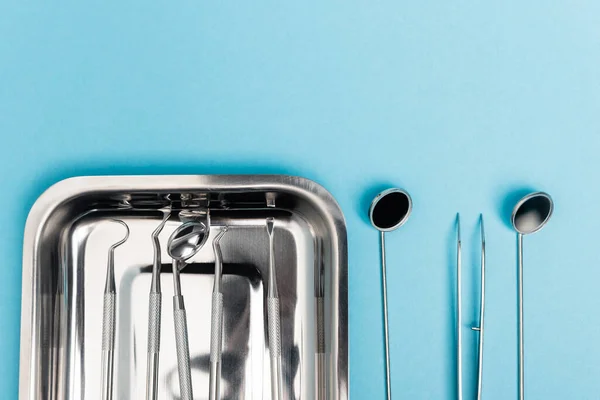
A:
167,221,209,262
369,188,412,232
511,192,553,235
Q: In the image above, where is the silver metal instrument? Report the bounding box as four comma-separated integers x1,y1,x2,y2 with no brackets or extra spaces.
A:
315,238,327,399
457,214,487,400
471,215,486,400
456,215,463,400
266,217,284,400
101,219,130,400
167,218,211,400
368,188,413,400
146,207,171,400
209,227,228,400
511,192,554,400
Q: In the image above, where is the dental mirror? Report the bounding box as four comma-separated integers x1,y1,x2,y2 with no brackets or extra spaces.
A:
512,192,553,235
368,188,412,400
166,220,210,400
370,188,412,232
168,220,209,263
510,191,553,400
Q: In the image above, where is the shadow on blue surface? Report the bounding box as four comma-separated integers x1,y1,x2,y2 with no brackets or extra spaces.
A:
497,187,537,231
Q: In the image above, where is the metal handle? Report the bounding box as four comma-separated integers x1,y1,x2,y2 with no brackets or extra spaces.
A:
456,219,463,400
173,298,193,400
101,292,116,400
268,297,283,400
380,231,392,400
146,292,162,400
518,234,525,400
209,292,224,400
471,216,486,400
315,296,326,399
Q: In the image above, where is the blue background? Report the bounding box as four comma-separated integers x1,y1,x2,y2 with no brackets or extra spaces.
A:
1,2,599,399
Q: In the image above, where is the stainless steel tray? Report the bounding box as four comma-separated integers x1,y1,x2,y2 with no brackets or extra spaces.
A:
19,175,348,400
